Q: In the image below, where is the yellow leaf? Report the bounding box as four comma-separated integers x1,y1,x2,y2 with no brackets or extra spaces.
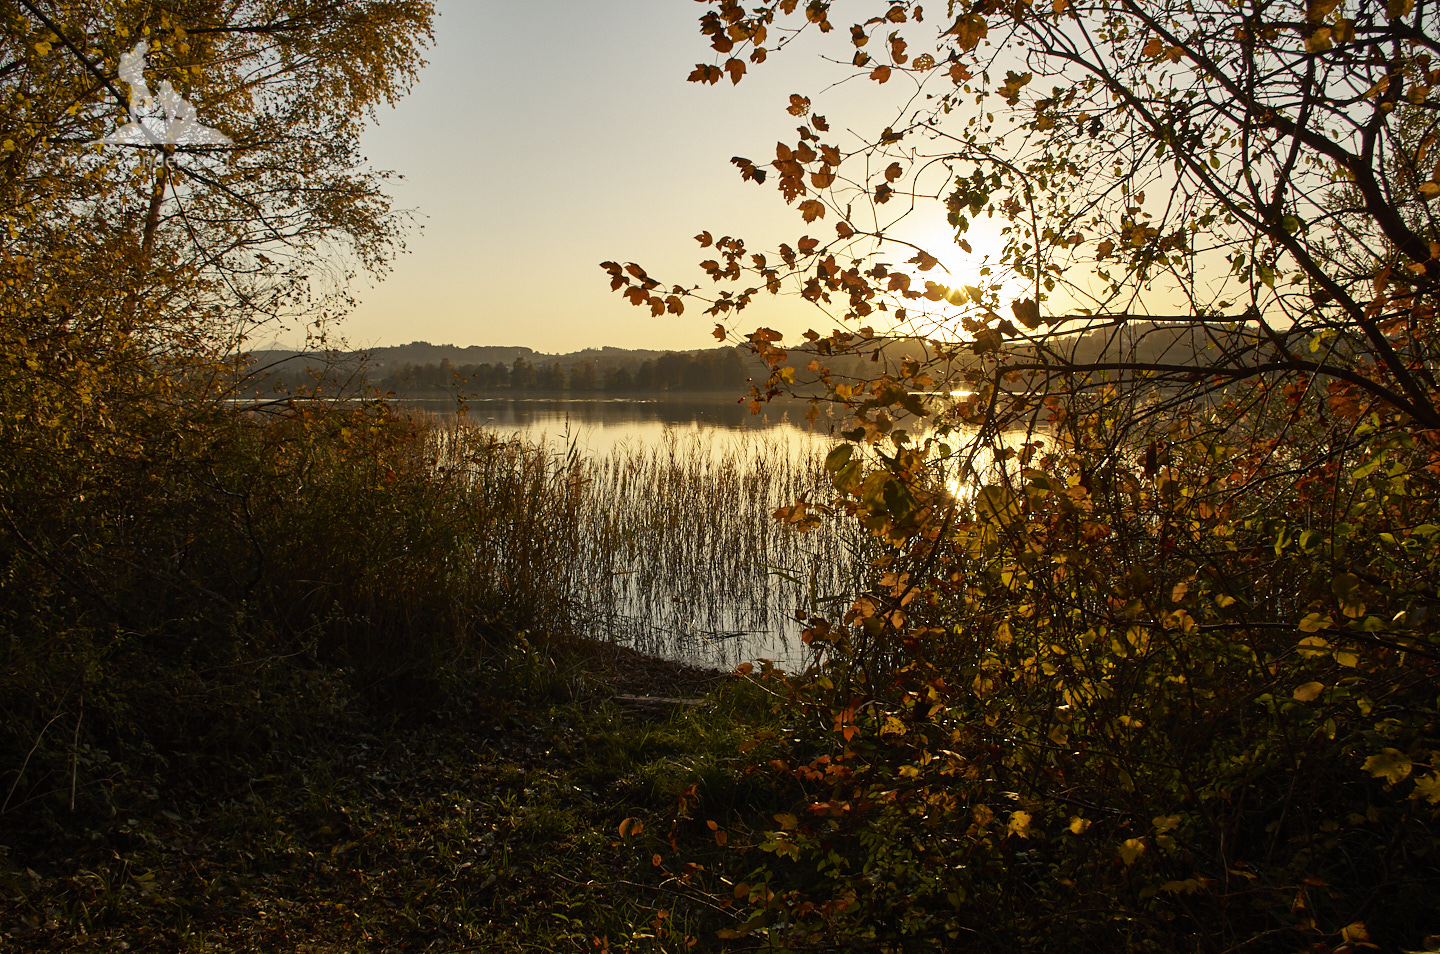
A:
1152,814,1182,834
772,812,798,830
1293,682,1325,702
1334,650,1359,667
1421,181,1440,198
881,715,906,736
1412,772,1440,804
1117,838,1146,866
1160,878,1206,894
1362,748,1412,785
1008,810,1033,838
1068,816,1090,835
1341,921,1370,943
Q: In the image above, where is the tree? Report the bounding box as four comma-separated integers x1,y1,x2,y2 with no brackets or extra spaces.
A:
0,0,434,588
568,359,597,391
610,0,1439,438
614,3,1440,950
1,0,433,473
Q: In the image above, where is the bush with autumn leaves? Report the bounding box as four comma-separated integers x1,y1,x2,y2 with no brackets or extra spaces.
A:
618,1,1440,950
682,374,1440,952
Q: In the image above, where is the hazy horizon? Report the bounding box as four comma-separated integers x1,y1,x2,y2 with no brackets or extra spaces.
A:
326,0,982,355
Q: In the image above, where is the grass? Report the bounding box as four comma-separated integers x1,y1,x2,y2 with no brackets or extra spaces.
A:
428,420,860,670
0,638,782,953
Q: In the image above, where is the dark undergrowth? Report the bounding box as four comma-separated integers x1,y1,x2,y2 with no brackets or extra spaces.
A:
0,401,793,952
0,638,780,953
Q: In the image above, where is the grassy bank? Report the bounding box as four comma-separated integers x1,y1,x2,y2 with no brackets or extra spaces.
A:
1,639,776,952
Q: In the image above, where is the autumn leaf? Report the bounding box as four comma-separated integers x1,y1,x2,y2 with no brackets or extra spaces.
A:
1293,682,1325,702
725,57,746,84
1011,297,1042,329
1001,70,1032,105
618,817,645,838
1363,748,1412,785
730,156,768,184
945,13,988,51
799,199,826,222
1117,838,1146,866
787,93,811,116
1413,772,1440,804
688,63,722,84
870,65,892,84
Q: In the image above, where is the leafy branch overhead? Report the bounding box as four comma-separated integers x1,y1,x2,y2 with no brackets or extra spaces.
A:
603,2,1440,951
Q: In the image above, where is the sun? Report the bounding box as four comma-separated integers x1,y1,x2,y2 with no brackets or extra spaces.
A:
876,208,1027,339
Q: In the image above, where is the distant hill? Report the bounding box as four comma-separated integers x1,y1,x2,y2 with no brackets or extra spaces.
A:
238,342,768,397
238,320,1240,399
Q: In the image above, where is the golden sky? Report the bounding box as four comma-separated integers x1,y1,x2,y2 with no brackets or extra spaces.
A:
343,0,973,353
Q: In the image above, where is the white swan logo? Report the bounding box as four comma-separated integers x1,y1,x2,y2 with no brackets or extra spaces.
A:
97,41,231,147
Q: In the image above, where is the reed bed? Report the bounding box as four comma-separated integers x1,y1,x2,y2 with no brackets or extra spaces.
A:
430,423,861,669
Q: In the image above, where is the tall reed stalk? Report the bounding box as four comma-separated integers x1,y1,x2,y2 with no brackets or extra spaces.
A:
428,422,860,668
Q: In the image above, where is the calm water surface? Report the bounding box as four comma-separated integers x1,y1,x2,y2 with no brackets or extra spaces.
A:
409,395,1040,672
413,395,855,671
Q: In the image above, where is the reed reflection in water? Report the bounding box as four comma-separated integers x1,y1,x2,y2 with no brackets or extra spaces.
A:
425,402,863,671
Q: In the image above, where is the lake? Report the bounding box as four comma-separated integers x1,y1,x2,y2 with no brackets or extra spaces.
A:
412,394,857,672
411,394,1041,672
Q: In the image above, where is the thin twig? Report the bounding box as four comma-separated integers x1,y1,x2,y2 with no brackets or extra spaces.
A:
2,709,66,815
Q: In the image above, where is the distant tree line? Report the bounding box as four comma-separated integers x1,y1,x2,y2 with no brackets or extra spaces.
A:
376,348,749,395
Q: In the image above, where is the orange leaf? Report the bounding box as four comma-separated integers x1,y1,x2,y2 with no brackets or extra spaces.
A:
870,65,892,83
725,57,746,84
618,817,645,838
787,93,812,116
799,199,826,223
